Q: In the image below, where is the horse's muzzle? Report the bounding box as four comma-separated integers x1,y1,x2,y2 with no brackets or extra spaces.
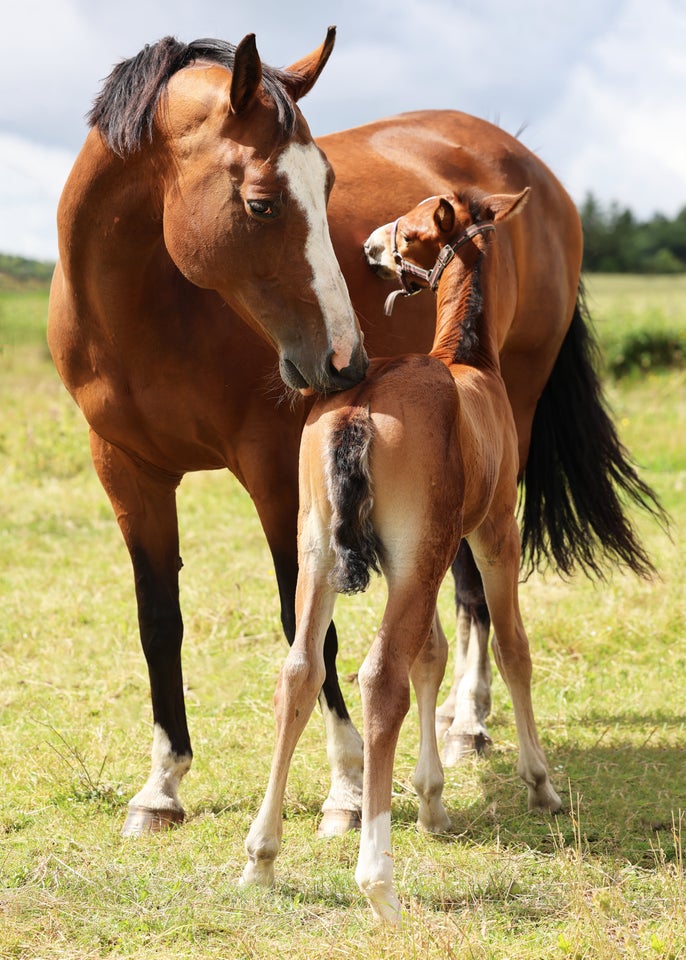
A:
280,344,369,395
327,345,369,391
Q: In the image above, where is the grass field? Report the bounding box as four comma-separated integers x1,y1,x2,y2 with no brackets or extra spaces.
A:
0,275,684,958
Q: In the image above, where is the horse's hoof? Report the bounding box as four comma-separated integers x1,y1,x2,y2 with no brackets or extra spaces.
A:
435,713,454,740
527,781,563,814
316,808,362,837
240,858,275,888
121,805,184,837
442,731,492,766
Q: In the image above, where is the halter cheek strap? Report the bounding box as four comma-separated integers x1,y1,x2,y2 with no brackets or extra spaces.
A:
383,219,496,316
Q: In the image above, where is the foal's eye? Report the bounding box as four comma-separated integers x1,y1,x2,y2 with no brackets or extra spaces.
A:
247,199,279,221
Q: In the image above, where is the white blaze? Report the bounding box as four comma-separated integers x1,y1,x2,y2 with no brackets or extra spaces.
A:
277,142,358,370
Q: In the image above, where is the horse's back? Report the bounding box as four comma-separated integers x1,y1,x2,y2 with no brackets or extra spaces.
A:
320,110,581,360
322,109,579,244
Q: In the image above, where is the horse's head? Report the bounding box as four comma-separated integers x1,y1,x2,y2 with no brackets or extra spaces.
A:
94,31,367,395
363,188,530,314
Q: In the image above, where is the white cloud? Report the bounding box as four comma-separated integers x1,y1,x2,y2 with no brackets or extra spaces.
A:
1,0,685,257
539,0,686,217
0,134,75,260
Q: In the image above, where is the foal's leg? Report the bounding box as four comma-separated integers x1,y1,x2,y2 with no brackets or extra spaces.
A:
90,432,191,834
355,585,440,925
242,555,337,885
410,611,451,834
469,520,561,811
437,541,493,763
238,441,363,835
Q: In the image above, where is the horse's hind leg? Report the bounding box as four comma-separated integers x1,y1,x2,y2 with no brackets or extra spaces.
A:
242,524,337,886
355,584,442,925
469,519,561,812
89,432,191,835
239,441,363,836
437,541,493,764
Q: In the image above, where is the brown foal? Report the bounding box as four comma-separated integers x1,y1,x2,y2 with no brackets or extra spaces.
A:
242,186,561,923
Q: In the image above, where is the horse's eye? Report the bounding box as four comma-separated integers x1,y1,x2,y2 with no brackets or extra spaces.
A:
247,199,279,221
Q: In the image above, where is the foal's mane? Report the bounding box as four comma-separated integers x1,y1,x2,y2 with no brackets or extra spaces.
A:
450,253,484,365
88,36,299,157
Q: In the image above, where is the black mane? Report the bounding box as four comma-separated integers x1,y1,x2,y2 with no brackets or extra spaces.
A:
88,36,298,156
452,254,485,365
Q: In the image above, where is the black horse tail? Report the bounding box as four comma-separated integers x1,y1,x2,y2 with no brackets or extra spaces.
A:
520,282,668,580
326,406,383,595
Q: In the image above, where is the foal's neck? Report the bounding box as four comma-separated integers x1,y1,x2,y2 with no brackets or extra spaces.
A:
429,251,499,373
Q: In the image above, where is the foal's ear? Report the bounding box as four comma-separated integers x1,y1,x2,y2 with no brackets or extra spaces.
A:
480,186,531,224
283,26,336,101
230,34,263,115
435,197,455,234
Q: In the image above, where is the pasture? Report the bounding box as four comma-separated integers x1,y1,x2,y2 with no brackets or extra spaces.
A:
0,275,684,958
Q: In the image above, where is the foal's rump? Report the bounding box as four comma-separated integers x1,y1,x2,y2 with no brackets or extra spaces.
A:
303,355,463,597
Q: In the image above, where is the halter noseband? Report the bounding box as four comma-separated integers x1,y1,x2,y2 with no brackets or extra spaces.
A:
383,218,496,316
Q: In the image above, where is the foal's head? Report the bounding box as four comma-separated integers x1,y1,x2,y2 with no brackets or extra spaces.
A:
364,187,530,291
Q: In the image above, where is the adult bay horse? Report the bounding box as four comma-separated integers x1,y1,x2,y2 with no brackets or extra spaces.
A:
48,30,369,834
242,187,561,924
48,30,662,836
324,109,663,768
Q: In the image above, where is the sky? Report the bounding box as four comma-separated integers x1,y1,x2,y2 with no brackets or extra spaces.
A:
1,0,685,261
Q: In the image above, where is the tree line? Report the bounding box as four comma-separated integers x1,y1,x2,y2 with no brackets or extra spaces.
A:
580,193,686,274
0,253,54,286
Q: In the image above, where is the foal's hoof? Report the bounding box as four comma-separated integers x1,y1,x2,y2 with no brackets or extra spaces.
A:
121,805,184,837
442,731,492,766
317,808,362,837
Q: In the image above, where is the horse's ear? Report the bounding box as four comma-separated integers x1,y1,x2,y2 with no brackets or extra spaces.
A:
230,34,263,115
282,26,336,102
480,187,531,224
435,198,455,235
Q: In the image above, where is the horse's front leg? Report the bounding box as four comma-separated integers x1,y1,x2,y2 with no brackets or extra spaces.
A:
242,556,336,885
437,540,493,763
410,611,451,834
89,432,191,835
242,444,363,835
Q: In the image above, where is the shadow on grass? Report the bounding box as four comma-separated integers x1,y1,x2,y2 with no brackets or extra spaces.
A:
197,736,684,875
423,737,686,868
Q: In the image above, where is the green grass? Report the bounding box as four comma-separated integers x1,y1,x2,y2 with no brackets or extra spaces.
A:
0,278,684,958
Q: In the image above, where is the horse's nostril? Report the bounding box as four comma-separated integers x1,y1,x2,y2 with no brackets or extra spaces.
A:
327,349,368,390
279,357,309,391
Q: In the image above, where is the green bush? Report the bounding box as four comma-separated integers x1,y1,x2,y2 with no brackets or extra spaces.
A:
605,328,686,378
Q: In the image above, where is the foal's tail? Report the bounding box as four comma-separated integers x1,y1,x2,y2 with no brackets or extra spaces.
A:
520,283,668,579
326,406,383,595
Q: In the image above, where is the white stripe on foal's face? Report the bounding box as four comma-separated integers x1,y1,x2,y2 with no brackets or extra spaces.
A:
363,195,443,278
277,142,357,371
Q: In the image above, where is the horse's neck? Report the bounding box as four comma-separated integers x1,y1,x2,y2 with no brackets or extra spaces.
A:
429,256,499,373
59,131,163,285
